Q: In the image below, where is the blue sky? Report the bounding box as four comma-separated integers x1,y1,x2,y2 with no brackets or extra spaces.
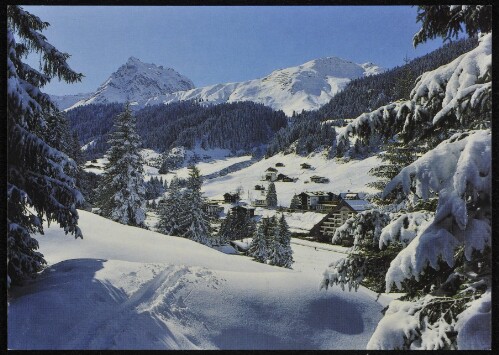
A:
24,6,447,96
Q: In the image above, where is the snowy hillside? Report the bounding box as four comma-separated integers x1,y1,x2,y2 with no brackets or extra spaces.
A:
85,147,381,207
200,153,380,206
147,57,384,116
8,210,385,350
66,57,194,110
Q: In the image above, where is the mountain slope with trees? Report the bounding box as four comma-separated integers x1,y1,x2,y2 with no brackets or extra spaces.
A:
66,100,287,159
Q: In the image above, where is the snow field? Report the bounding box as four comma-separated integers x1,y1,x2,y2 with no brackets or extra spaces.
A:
8,210,384,350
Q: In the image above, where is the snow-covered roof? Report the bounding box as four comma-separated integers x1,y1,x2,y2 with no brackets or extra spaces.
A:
302,191,331,197
339,192,366,200
208,194,225,201
343,199,370,212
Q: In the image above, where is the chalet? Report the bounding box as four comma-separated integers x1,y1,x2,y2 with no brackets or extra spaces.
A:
300,163,312,169
277,173,294,182
204,203,224,217
266,167,278,172
254,185,265,191
310,175,329,183
310,197,371,244
264,171,277,181
224,193,240,203
231,205,255,218
275,162,285,167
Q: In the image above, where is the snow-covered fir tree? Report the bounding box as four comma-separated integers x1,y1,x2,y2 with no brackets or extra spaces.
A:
248,218,269,263
156,176,185,236
323,7,491,350
216,210,234,245
217,209,256,245
45,111,72,155
266,182,278,208
289,194,301,209
413,5,491,47
248,215,292,268
145,176,166,200
7,5,84,286
367,138,423,209
178,166,212,246
266,216,281,266
323,210,397,292
267,214,294,268
96,103,146,227
277,214,293,268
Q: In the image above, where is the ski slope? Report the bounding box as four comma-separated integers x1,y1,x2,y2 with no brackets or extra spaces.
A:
8,210,384,350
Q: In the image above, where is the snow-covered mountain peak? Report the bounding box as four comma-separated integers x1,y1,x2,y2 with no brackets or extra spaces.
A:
59,55,383,115
66,57,195,110
149,56,385,116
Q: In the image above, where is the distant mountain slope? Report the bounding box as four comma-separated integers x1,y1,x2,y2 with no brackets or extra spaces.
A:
50,93,91,110
65,57,194,110
147,57,384,116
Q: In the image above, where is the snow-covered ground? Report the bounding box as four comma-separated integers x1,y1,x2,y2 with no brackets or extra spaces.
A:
8,210,387,350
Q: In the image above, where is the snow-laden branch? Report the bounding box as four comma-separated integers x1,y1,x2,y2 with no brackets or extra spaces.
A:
382,129,491,291
411,33,491,125
337,33,491,150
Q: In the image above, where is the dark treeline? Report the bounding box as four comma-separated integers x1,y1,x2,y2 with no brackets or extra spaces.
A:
66,101,287,159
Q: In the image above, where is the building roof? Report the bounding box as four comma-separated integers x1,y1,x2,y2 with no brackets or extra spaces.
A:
208,194,225,202
339,192,367,200
343,199,370,211
302,191,330,197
